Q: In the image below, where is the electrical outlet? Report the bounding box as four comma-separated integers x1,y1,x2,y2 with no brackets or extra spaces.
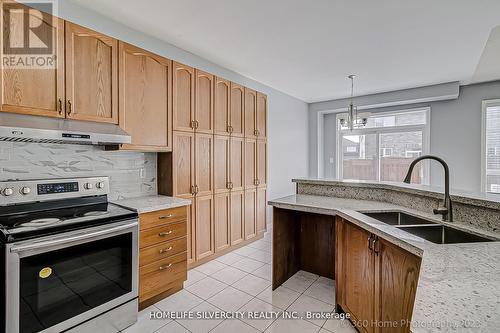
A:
139,168,145,179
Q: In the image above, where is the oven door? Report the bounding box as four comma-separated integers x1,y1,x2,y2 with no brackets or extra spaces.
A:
5,219,138,333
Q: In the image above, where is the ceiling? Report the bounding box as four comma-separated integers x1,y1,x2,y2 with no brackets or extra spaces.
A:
68,0,500,102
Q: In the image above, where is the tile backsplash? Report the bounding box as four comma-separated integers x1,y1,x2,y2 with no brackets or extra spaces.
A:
0,142,157,200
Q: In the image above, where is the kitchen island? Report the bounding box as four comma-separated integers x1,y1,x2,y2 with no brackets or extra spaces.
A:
269,179,500,333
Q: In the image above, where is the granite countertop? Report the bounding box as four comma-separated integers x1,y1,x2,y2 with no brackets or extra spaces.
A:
269,194,500,333
112,195,191,214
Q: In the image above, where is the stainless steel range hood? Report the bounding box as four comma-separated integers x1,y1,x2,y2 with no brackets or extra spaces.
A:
0,113,131,146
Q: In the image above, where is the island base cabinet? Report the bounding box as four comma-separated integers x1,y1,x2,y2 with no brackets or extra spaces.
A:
336,217,421,333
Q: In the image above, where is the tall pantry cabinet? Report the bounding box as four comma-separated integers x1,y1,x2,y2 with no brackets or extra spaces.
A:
169,61,268,266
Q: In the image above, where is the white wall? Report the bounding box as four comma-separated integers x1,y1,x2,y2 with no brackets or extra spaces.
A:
40,1,309,205
309,81,500,192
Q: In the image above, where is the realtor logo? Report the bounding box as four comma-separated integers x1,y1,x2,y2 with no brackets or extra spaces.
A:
1,0,58,68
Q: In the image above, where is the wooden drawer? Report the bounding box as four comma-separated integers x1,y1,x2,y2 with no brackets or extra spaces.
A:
140,220,186,249
139,237,187,267
139,251,187,301
140,206,187,231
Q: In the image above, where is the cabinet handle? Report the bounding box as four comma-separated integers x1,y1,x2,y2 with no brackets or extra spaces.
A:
159,214,173,219
159,263,173,270
159,230,173,237
373,237,380,255
191,185,196,195
159,246,173,254
58,98,63,115
368,235,373,251
194,185,199,194
230,182,234,189
227,125,233,133
254,129,258,136
67,100,72,115
190,120,196,129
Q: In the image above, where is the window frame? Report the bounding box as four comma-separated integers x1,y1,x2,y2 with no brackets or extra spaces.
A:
481,99,500,193
336,107,431,184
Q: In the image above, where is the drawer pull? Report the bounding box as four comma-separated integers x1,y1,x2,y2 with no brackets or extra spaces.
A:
159,263,172,270
159,214,173,219
159,246,173,254
158,230,173,237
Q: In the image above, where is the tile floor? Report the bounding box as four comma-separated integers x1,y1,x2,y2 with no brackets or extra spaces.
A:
122,224,356,333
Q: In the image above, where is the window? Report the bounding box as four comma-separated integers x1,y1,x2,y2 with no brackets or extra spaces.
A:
337,108,430,184
482,100,500,193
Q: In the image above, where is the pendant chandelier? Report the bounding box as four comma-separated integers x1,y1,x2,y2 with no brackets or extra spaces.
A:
339,75,369,130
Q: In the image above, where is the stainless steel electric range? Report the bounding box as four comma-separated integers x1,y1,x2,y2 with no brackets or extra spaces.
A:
0,177,139,333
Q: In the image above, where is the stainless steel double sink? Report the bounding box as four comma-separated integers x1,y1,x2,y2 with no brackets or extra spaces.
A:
363,211,495,244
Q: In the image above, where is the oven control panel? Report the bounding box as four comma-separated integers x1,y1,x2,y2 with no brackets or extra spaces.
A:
0,177,110,205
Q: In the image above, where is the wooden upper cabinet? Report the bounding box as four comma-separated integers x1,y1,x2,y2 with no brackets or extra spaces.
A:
244,88,257,138
257,140,267,187
195,194,215,260
173,131,195,197
230,190,245,245
214,192,230,252
230,137,245,192
194,69,214,134
195,133,214,197
173,62,195,132
118,42,171,151
214,77,230,135
343,222,375,333
65,22,118,123
0,4,65,117
256,92,267,139
230,82,245,137
256,187,267,234
244,139,257,188
244,188,257,240
214,135,230,193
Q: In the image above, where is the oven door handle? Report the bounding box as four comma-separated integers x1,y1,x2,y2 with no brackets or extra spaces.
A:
9,220,138,254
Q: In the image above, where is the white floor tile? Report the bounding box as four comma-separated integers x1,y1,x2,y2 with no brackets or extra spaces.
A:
122,305,169,333
154,320,190,333
210,319,260,333
215,252,245,265
184,269,207,287
322,318,357,333
256,286,300,310
252,263,272,281
265,318,320,333
185,276,227,300
304,280,335,305
233,274,270,296
194,260,227,275
207,286,253,312
282,273,316,293
246,249,273,263
154,289,203,312
231,257,265,273
239,298,281,331
316,277,335,286
211,266,248,285
233,246,258,257
287,295,335,327
176,302,224,333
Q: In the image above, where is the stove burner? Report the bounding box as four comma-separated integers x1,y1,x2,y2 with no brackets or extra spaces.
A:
83,211,108,217
21,218,62,227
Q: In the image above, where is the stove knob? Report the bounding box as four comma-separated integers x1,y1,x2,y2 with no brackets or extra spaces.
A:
2,187,14,196
96,181,105,189
84,183,93,190
20,186,31,195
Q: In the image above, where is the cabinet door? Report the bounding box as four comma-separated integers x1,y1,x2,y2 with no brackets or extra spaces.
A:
244,188,257,240
173,62,195,132
214,192,230,252
375,238,421,333
256,92,267,139
230,137,245,192
118,42,171,150
195,194,215,260
244,88,257,138
256,187,267,234
257,140,267,187
230,82,245,137
244,139,257,188
230,190,245,245
195,69,214,134
343,222,375,333
214,77,230,136
195,133,214,197
65,22,118,123
173,131,195,197
0,4,65,117
214,135,230,193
